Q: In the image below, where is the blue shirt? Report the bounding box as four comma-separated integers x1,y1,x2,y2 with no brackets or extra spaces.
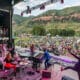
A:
42,50,51,60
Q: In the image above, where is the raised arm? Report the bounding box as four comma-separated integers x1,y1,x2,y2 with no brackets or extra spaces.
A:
68,50,80,60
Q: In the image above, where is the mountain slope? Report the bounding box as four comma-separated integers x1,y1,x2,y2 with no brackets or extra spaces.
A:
13,6,80,36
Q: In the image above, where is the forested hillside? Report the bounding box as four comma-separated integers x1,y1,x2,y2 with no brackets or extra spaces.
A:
13,6,80,36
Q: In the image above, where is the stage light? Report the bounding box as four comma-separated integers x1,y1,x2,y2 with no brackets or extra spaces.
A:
26,6,31,14
21,12,23,16
40,4,45,10
26,9,31,14
61,0,64,3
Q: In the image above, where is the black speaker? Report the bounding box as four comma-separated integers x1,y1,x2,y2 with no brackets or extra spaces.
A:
42,70,51,78
61,0,64,3
0,62,3,70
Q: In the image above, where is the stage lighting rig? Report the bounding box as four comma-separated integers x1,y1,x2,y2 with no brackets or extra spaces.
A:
21,0,64,15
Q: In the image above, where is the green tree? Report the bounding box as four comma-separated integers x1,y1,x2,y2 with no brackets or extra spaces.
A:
59,29,75,36
48,29,75,36
32,25,46,36
48,29,59,36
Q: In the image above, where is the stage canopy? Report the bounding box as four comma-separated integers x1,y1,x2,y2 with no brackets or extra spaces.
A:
0,0,23,12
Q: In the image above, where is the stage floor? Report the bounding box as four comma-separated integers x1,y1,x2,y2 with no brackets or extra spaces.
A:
10,64,78,80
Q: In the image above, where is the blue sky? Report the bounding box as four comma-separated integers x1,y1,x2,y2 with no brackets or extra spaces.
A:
13,0,80,17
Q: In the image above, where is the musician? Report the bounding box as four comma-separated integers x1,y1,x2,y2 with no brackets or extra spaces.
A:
43,48,51,70
28,55,41,72
63,49,80,80
4,52,16,70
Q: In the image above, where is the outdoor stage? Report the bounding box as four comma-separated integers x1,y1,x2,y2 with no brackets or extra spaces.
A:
9,64,79,80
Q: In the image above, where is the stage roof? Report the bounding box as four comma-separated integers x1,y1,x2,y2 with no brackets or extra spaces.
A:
0,0,23,12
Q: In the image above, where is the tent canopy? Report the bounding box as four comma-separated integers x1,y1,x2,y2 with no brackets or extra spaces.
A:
0,0,23,12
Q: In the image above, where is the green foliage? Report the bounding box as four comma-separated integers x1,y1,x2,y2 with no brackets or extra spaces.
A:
12,14,33,25
13,15,26,24
59,29,75,36
76,31,80,36
31,25,46,36
48,29,75,36
48,29,59,36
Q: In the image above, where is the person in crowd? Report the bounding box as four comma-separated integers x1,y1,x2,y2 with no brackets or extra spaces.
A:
73,40,80,54
30,43,35,57
4,52,16,70
0,50,3,70
42,48,51,70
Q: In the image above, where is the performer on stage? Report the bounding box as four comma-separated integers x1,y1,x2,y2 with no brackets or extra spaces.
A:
43,48,51,70
4,52,16,70
63,49,80,80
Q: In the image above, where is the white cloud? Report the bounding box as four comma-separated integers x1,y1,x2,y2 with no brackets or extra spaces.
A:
14,2,27,10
